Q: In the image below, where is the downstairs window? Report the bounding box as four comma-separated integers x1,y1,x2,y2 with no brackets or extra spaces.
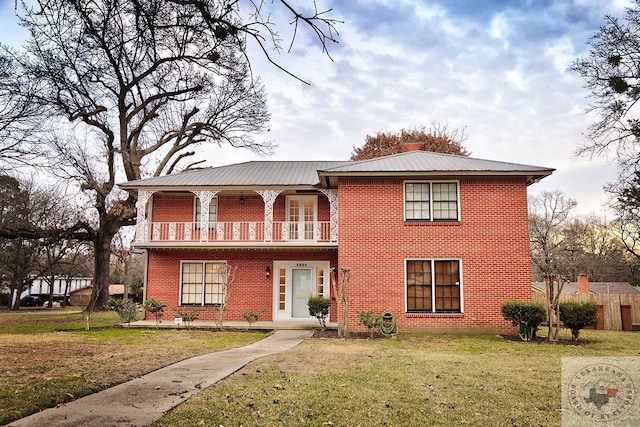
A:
180,261,227,306
406,259,461,313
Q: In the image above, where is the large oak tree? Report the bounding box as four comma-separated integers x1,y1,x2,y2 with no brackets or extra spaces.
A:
0,0,339,311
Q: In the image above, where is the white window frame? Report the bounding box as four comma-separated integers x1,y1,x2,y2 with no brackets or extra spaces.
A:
403,180,460,221
404,258,464,313
194,196,218,229
285,195,318,240
179,261,227,306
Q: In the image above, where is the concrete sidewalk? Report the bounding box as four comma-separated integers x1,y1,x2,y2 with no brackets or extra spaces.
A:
8,329,313,427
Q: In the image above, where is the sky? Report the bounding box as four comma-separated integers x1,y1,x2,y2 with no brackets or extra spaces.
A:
0,0,633,216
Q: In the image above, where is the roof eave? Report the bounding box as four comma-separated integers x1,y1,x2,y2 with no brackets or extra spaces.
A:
318,169,554,185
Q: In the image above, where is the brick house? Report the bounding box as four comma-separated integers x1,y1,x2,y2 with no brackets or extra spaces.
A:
120,150,553,333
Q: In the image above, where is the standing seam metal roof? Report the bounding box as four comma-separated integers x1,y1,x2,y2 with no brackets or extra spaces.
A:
119,151,553,188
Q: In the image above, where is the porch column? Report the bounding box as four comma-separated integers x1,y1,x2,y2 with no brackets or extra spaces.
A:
135,190,154,242
192,190,218,242
256,190,282,242
320,189,338,242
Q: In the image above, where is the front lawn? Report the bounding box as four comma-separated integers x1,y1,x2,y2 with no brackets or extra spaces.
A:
155,330,640,427
0,310,267,425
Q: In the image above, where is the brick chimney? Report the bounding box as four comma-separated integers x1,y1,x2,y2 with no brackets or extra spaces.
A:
578,274,589,293
401,142,424,152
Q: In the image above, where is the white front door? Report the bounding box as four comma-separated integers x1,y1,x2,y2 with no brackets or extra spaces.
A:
273,261,329,321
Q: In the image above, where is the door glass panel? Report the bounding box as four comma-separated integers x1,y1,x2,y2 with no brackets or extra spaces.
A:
304,199,314,239
291,268,312,318
288,199,300,239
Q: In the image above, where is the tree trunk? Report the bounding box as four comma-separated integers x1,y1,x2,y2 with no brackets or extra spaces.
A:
86,231,116,312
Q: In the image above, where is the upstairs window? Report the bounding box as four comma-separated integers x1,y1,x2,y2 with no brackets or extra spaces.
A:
406,259,461,313
194,196,218,228
405,181,459,221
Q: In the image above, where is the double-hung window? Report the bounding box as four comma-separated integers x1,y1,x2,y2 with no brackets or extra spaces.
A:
405,181,459,221
180,261,227,305
406,259,461,313
194,196,218,229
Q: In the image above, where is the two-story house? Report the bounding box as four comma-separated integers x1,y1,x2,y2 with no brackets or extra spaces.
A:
120,150,553,333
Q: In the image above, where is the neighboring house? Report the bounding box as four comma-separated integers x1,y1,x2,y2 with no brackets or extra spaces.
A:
532,274,640,331
70,284,135,308
120,150,553,333
533,275,640,295
20,276,92,300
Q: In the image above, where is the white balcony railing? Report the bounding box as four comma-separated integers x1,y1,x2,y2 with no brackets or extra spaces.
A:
139,221,335,244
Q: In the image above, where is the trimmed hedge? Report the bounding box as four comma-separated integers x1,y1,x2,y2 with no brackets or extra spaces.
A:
559,301,598,340
501,300,546,340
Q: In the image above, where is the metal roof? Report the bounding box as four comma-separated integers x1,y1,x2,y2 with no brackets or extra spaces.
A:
321,151,552,174
120,151,554,189
120,161,351,188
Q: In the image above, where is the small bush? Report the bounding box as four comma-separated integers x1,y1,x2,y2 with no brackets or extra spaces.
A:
143,298,167,328
308,295,330,329
242,310,264,327
501,300,546,341
104,298,139,325
358,310,381,338
174,307,200,328
560,301,598,340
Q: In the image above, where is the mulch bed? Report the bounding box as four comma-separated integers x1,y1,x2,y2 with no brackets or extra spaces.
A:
313,329,587,345
501,335,586,345
312,329,390,339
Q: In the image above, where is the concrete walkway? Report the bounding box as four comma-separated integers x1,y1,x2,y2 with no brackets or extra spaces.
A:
8,329,314,427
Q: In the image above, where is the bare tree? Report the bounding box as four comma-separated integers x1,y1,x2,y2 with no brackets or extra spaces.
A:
0,1,340,311
569,1,640,167
0,56,43,165
214,264,237,329
529,190,578,278
0,176,67,309
330,267,351,337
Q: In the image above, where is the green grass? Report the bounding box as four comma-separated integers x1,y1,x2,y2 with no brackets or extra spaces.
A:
0,311,267,425
155,330,640,427
0,310,123,333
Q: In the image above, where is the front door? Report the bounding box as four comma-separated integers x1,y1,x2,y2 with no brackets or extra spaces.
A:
291,268,312,318
273,261,329,321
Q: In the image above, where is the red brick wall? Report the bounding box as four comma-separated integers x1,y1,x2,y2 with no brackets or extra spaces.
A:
151,193,194,222
146,179,532,334
337,176,532,334
146,249,338,321
150,192,330,223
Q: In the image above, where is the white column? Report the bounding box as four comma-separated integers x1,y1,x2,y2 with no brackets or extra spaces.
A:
256,190,282,242
320,189,338,242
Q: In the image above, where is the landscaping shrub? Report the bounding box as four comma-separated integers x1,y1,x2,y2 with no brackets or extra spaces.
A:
242,310,264,327
307,295,330,329
501,300,546,340
174,307,200,328
143,298,167,328
358,310,381,338
104,298,139,325
560,301,598,340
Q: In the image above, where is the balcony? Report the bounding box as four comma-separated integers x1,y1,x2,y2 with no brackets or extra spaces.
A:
134,221,337,248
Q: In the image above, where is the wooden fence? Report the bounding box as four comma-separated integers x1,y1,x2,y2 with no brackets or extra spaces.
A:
531,293,640,331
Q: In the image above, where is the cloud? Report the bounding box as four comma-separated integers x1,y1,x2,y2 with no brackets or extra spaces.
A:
0,0,632,216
